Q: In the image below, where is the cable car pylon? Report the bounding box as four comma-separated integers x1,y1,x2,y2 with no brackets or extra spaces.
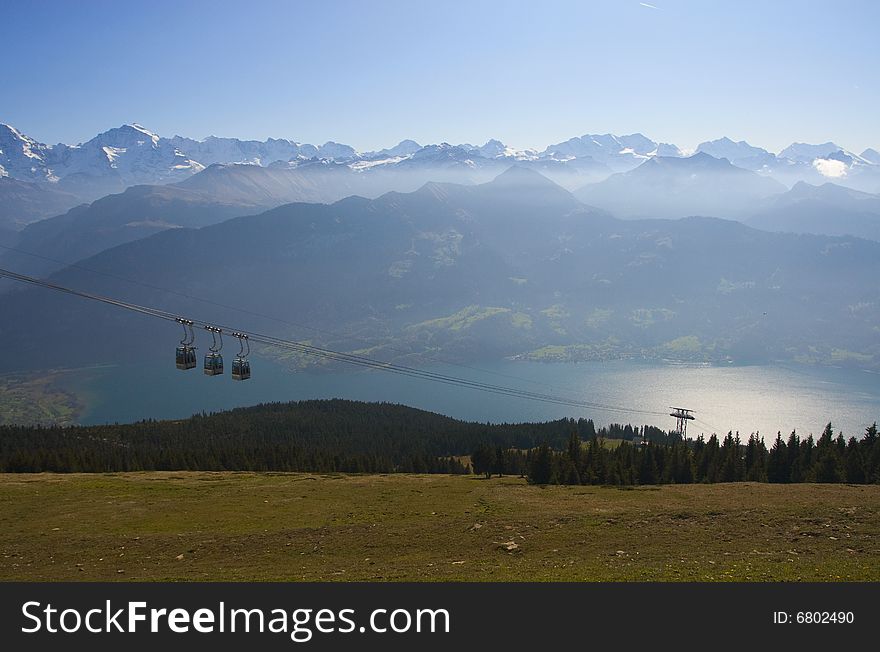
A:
669,406,695,440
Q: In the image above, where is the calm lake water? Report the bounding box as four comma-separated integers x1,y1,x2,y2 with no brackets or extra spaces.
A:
70,358,880,440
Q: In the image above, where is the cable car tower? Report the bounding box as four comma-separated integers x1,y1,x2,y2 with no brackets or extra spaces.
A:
669,407,695,440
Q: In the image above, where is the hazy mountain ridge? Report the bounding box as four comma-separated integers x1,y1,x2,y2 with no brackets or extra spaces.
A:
1,168,877,374
0,177,83,234
695,137,777,170
574,153,787,219
0,184,260,280
746,181,880,241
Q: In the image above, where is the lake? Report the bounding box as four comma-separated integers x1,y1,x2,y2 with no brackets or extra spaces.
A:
69,357,879,440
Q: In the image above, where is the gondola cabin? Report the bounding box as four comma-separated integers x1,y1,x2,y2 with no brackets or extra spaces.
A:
232,357,251,381
204,352,224,376
175,345,197,370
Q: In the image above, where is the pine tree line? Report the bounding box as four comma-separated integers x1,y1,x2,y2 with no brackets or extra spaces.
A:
526,423,880,485
2,398,875,484
0,399,604,474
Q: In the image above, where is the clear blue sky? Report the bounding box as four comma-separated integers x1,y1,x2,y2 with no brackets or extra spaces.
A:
2,0,878,154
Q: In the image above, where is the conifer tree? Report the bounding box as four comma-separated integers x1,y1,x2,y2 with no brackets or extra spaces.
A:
844,437,866,484
767,432,788,483
529,444,555,485
814,423,842,483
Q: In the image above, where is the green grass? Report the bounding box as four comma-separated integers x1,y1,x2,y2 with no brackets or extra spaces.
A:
0,371,82,426
584,308,613,329
524,343,611,362
662,335,703,355
539,304,570,320
631,307,676,327
408,305,510,332
510,312,533,329
0,473,877,582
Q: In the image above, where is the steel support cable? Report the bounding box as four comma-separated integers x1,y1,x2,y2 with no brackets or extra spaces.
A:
0,267,670,419
692,417,722,435
231,326,668,416
234,332,665,413
0,266,668,416
0,267,178,322
0,242,596,401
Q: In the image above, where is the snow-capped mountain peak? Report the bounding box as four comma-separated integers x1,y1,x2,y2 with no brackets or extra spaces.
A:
364,139,422,159
778,142,844,163
317,141,358,160
0,122,54,181
474,139,508,158
88,124,162,150
0,122,204,198
654,142,684,157
0,123,45,158
2,121,878,202
696,136,772,162
541,132,665,171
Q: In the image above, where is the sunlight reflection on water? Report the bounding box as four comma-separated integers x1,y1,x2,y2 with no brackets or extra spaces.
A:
75,359,879,440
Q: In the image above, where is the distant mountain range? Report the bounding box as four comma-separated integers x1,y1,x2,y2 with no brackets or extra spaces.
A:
0,177,82,234
2,168,878,374
0,123,203,200
3,121,879,218
574,152,786,219
1,184,258,279
747,182,880,241
2,122,880,317
4,158,880,291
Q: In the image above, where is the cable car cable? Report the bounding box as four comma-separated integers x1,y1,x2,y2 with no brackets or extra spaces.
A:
0,266,669,417
0,266,669,419
0,242,596,400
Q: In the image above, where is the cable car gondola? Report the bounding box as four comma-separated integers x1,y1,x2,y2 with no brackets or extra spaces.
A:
231,332,251,381
204,326,224,376
175,319,197,370
0,267,684,426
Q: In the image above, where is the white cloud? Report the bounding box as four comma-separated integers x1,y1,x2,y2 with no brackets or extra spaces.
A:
640,2,659,8
812,158,848,178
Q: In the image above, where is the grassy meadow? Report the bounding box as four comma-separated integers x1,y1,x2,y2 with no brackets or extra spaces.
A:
0,472,877,581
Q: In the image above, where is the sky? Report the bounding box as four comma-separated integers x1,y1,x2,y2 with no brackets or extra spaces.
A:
1,0,878,154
